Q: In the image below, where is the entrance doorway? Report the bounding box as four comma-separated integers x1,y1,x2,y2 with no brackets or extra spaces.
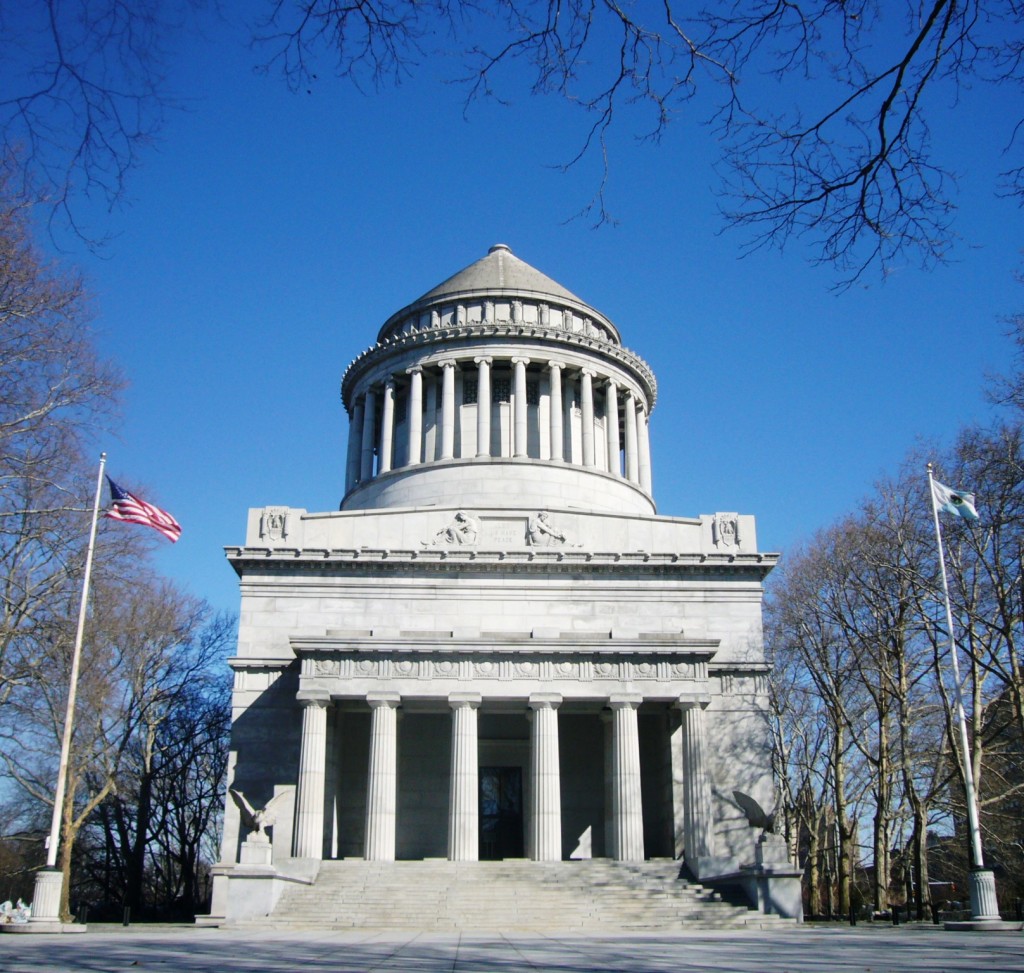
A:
479,766,524,859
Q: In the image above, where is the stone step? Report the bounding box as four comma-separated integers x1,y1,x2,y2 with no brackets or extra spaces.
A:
246,859,782,931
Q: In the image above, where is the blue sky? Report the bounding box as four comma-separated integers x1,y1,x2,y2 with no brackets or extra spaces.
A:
30,10,1020,615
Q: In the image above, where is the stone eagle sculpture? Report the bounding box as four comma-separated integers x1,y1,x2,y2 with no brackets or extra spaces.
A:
229,788,292,841
732,789,777,834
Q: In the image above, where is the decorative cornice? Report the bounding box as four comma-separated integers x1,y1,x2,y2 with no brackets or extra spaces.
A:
340,321,657,412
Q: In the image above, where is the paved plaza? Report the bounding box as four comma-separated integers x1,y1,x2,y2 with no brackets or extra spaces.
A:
2,925,1023,972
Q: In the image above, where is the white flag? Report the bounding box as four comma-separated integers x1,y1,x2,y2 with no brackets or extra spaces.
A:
932,479,979,523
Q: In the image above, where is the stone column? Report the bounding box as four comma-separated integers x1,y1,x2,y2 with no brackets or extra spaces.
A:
406,366,423,467
529,693,562,861
637,405,652,493
448,693,481,861
293,692,330,858
345,398,364,491
439,359,456,460
678,696,715,864
360,388,377,482
623,390,639,484
512,357,530,457
580,369,596,467
605,380,620,476
378,378,396,475
609,694,644,861
547,361,564,461
475,357,492,458
364,692,401,861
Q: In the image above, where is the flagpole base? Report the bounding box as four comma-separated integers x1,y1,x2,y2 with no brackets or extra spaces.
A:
0,869,86,934
944,869,1023,931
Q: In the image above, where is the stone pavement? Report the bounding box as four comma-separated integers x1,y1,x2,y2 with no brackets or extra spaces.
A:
2,925,1023,972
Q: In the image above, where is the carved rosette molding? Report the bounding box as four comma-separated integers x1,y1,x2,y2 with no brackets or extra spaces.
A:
297,651,707,685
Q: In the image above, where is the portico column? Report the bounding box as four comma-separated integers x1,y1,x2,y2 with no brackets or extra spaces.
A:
528,693,562,861
475,357,492,457
378,378,396,474
623,390,639,484
360,388,377,482
605,380,620,476
345,398,364,491
293,692,330,858
448,693,481,861
439,359,456,460
547,361,564,461
512,357,530,457
580,369,596,467
678,697,715,865
364,692,401,861
406,366,423,466
609,694,644,861
637,405,652,493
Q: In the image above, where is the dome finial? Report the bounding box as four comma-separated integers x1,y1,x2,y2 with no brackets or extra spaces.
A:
488,243,511,254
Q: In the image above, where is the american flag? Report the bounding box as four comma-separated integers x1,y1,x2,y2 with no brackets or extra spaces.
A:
105,478,182,543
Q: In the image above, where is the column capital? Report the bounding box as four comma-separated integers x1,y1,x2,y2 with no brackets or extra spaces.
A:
528,692,563,710
473,356,493,366
608,693,643,710
580,367,597,379
605,377,619,391
406,364,423,376
296,690,331,707
382,376,396,390
676,692,712,710
366,691,401,709
547,360,565,370
448,692,482,709
438,358,457,370
511,356,531,366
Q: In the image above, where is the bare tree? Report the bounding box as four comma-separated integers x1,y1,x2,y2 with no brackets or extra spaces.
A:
0,1,194,239
255,1,1024,281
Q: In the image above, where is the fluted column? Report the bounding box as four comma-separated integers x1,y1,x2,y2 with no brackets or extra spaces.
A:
406,366,423,466
547,361,564,462
637,405,652,493
623,390,639,484
378,378,395,474
360,388,377,482
603,380,620,476
439,359,456,460
345,398,364,491
448,693,481,861
512,357,530,457
364,692,401,861
529,693,562,861
580,369,596,467
609,694,644,861
293,692,330,858
678,698,715,864
475,357,492,458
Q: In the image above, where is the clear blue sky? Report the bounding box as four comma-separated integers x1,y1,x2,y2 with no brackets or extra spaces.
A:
30,10,1021,615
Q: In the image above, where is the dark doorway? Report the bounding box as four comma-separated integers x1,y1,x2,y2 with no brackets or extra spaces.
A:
479,766,524,859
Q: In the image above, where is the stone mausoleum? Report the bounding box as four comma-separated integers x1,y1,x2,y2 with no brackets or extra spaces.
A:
208,245,796,926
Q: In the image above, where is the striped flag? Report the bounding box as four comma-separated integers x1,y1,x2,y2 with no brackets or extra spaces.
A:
105,478,182,542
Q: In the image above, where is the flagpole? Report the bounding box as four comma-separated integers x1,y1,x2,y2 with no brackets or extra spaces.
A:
29,452,106,927
926,462,1000,925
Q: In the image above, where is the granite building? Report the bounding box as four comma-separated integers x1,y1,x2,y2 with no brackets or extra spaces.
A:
209,245,789,924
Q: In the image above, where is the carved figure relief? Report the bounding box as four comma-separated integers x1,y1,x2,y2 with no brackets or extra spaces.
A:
423,510,480,547
712,513,741,550
526,511,568,547
260,507,288,542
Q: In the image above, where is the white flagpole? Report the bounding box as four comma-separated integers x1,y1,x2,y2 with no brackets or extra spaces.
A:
926,462,1000,925
30,452,106,925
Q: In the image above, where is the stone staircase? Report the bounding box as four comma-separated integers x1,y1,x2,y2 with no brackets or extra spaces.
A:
255,859,787,931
